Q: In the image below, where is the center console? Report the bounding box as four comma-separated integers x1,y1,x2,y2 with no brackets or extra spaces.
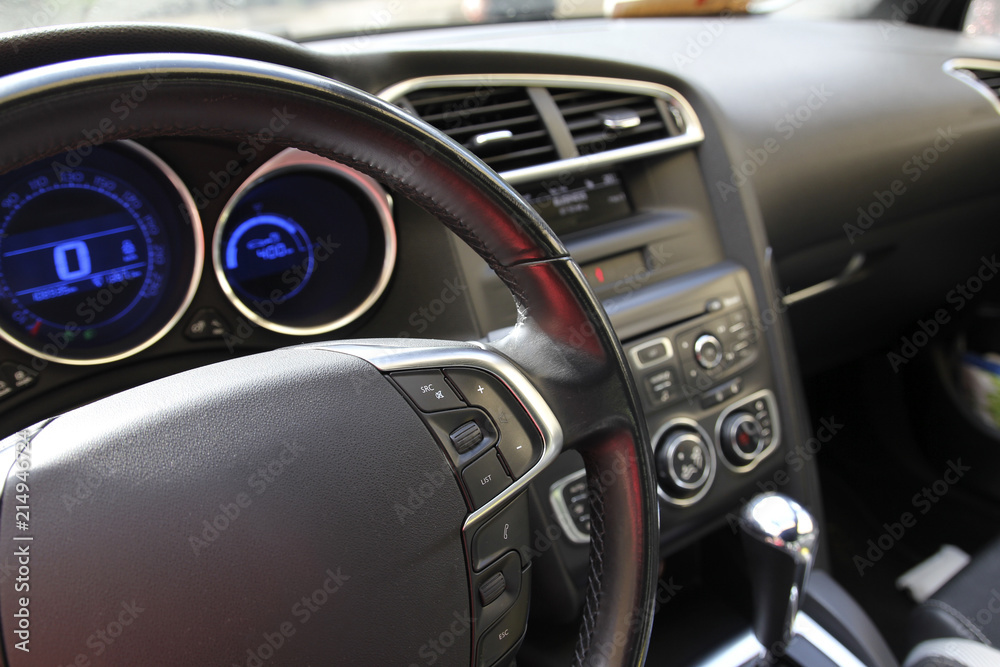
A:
419,72,881,666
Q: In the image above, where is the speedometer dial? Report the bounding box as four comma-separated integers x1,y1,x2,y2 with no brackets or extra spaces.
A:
0,142,203,364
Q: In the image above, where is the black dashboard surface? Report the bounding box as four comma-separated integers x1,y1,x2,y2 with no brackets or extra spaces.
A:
305,18,1000,370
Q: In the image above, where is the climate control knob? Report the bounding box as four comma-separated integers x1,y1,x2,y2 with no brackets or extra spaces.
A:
694,334,723,369
721,412,764,465
655,428,711,499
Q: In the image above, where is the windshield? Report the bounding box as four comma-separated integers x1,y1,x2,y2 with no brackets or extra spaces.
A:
1,0,882,42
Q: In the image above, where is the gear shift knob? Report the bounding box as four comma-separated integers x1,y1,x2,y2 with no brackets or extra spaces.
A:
739,493,818,659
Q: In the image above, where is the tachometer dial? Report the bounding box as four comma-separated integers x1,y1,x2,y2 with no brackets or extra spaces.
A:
0,141,203,365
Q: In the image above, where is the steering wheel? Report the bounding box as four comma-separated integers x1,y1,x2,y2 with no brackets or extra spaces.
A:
0,26,658,667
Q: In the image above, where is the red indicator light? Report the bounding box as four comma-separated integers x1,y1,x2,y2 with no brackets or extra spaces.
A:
595,267,605,283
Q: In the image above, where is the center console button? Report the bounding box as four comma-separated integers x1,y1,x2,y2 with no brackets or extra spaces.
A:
721,412,766,465
462,450,512,509
655,428,712,500
694,334,723,370
630,337,672,368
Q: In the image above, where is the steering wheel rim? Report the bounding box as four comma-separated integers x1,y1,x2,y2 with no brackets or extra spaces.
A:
0,31,658,667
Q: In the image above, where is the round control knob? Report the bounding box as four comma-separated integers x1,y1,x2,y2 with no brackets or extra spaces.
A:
655,428,711,498
694,334,723,369
721,412,764,464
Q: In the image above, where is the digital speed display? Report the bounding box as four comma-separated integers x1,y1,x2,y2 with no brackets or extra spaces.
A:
0,142,202,364
222,214,315,302
213,149,396,336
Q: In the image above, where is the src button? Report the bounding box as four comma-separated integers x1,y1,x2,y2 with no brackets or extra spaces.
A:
391,370,464,412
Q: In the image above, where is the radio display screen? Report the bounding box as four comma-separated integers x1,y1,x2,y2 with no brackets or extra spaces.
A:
519,171,632,236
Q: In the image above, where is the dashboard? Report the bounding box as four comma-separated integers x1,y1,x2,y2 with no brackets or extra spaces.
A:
2,15,1000,666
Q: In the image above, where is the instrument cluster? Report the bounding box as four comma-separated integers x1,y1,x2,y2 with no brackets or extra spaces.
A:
0,142,396,365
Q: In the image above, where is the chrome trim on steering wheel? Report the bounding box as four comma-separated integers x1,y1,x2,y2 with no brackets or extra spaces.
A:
313,342,563,532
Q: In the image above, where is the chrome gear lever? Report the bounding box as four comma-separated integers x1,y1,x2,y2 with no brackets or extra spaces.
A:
738,493,818,661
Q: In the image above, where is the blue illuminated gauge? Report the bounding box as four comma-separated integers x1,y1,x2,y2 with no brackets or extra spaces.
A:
213,149,396,335
224,214,315,301
0,142,203,365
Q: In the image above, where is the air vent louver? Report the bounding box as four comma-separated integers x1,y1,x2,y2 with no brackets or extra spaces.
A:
403,86,556,172
550,88,673,156
965,69,1000,98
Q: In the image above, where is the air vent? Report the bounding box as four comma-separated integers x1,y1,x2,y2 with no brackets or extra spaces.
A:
945,59,1000,115
964,68,1000,98
550,88,674,156
381,75,705,184
402,86,556,172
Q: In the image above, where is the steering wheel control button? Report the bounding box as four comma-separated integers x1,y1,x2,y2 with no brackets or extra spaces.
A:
462,450,512,509
479,572,506,606
655,428,712,501
694,334,723,369
496,436,539,481
471,493,530,571
450,421,484,454
445,367,543,479
391,370,464,412
184,308,231,341
478,584,530,667
423,408,498,464
474,552,524,632
630,337,673,368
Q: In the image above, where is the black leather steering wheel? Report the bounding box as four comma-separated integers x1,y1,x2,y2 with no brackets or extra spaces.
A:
0,26,658,667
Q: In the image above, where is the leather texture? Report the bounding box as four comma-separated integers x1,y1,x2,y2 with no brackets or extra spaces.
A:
904,638,1000,667
910,537,1000,649
803,570,900,667
0,349,472,665
0,23,332,78
0,27,658,667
